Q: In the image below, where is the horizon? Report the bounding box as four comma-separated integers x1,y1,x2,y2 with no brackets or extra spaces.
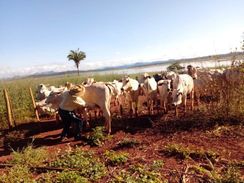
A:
0,0,243,78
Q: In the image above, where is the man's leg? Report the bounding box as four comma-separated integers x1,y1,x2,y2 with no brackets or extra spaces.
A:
59,108,71,139
70,111,83,140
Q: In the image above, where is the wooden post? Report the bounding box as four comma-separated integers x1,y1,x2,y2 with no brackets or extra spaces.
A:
29,87,40,122
3,89,14,128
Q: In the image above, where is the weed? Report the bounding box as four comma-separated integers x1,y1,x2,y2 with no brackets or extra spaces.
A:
49,147,106,180
111,163,166,183
55,171,89,183
162,144,190,159
104,150,128,166
151,160,164,171
10,144,48,167
0,164,34,183
162,144,219,161
115,138,140,149
86,126,106,146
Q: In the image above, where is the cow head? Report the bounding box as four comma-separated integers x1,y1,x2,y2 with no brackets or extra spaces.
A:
172,89,183,106
121,77,132,91
187,65,198,79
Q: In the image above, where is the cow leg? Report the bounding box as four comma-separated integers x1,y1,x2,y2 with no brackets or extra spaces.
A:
175,106,178,117
103,105,111,134
135,100,138,117
191,90,194,111
148,99,151,115
183,96,187,114
129,101,133,118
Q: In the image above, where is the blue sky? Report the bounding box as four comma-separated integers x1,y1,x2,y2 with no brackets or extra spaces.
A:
0,0,243,78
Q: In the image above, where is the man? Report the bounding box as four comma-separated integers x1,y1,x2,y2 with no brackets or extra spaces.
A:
58,89,86,141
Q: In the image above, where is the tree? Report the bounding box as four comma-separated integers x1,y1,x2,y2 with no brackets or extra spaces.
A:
67,48,86,76
167,62,184,72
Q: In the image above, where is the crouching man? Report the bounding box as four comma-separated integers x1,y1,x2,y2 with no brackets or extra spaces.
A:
58,89,86,141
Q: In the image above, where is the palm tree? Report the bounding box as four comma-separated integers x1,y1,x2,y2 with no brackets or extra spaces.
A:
67,48,86,76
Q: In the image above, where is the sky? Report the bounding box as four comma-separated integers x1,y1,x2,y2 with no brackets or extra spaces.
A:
0,0,243,78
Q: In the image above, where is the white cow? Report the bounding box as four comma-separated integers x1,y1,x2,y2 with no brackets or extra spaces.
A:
187,65,214,104
83,77,95,86
157,79,171,113
140,76,158,115
36,84,64,100
69,83,112,134
106,80,124,115
172,74,194,117
121,76,140,117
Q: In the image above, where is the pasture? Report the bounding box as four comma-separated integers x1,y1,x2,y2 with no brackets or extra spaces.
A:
0,66,243,182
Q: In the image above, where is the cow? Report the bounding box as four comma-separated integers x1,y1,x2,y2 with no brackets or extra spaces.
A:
83,77,95,86
171,74,194,117
36,84,64,100
69,82,113,134
187,65,214,104
157,79,172,113
140,76,158,115
106,80,124,115
121,76,140,117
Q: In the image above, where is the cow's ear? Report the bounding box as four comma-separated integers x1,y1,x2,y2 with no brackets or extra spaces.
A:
177,92,182,96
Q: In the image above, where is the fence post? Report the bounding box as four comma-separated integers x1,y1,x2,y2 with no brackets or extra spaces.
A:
3,89,14,128
29,87,40,122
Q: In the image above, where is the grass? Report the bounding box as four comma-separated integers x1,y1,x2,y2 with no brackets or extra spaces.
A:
85,126,107,146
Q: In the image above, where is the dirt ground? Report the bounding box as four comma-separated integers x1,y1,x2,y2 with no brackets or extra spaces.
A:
0,104,243,181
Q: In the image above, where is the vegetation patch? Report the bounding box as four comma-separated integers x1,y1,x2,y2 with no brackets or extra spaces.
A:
104,150,129,166
161,144,219,161
10,144,48,167
188,165,243,183
114,138,140,150
49,147,107,180
111,163,166,183
85,126,107,146
0,164,34,183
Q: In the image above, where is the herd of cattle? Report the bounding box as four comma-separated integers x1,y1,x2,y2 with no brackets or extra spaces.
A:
36,65,243,133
